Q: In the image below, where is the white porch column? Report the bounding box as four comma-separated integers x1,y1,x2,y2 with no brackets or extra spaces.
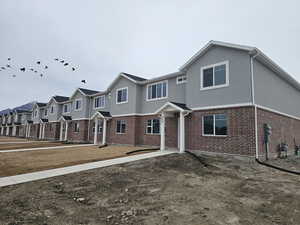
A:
6,127,9,136
102,119,107,145
1,127,3,135
28,125,31,138
25,125,28,137
179,112,185,153
94,118,99,144
39,124,43,139
12,126,16,136
60,122,63,141
64,122,68,141
42,124,46,139
160,113,166,151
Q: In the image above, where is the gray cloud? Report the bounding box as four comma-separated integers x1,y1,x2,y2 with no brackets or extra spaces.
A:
1,0,300,109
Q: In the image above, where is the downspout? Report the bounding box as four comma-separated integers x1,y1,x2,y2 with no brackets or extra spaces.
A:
87,97,92,143
250,50,260,159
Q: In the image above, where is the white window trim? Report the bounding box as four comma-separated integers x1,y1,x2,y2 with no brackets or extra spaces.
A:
202,114,228,137
116,120,126,134
74,98,83,111
146,119,160,135
116,87,128,104
94,95,105,109
146,80,168,102
63,104,71,114
44,109,48,117
176,76,187,84
200,61,229,91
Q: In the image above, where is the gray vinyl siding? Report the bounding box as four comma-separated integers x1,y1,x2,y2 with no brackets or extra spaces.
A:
47,100,62,122
185,46,252,109
69,91,91,119
109,77,138,115
32,105,40,124
139,76,186,114
254,60,300,118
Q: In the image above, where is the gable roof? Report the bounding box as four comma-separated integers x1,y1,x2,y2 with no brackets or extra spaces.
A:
78,88,100,96
53,95,69,103
122,73,147,82
179,40,300,92
36,102,47,108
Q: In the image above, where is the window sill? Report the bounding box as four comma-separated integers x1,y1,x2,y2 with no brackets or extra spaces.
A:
200,84,229,91
146,97,168,102
116,101,128,105
145,133,160,136
116,132,126,135
202,134,227,138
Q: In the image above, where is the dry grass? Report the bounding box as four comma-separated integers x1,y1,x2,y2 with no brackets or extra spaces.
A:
0,142,65,150
0,136,29,142
0,145,156,177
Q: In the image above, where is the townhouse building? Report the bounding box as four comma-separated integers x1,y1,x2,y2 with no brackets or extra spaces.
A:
1,40,300,158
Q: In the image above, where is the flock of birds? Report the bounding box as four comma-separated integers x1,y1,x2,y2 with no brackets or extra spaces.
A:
0,58,86,84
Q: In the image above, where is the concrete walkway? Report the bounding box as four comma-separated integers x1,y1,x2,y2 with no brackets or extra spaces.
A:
0,151,174,187
0,144,96,153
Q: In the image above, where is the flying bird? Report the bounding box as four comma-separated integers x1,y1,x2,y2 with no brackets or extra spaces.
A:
6,65,10,68
81,80,86,84
44,66,48,69
34,70,37,73
54,58,59,61
37,61,41,64
72,67,76,71
1,67,5,70
7,58,11,61
64,63,68,66
20,67,25,72
40,74,43,77
12,75,16,78
60,60,64,63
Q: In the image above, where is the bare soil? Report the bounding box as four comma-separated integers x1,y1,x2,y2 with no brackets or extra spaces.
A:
0,145,154,177
0,141,65,151
0,153,299,225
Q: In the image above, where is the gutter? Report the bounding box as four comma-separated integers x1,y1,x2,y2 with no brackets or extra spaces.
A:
250,50,260,159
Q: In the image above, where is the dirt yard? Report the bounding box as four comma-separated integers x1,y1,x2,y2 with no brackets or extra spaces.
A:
0,153,299,225
0,136,29,142
0,141,66,151
0,145,155,177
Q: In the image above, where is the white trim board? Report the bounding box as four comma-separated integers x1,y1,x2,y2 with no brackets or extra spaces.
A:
0,151,174,187
256,104,300,121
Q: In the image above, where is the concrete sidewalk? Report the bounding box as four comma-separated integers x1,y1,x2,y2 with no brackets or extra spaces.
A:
0,144,96,153
0,151,174,187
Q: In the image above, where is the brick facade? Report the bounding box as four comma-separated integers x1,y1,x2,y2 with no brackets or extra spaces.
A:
44,122,61,140
30,124,40,139
186,107,256,156
257,108,300,158
66,120,90,143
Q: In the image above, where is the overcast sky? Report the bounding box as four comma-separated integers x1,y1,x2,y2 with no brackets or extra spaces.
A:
0,0,300,109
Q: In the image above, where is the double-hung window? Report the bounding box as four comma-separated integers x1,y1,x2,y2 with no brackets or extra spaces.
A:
92,120,103,133
44,109,48,117
146,119,160,134
50,105,54,114
75,99,82,111
63,104,70,113
116,120,126,134
147,81,167,101
203,114,227,136
94,96,105,108
74,122,80,132
201,61,229,90
116,87,128,104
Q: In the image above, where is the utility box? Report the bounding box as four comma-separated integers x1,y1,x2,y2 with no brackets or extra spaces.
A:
264,124,272,143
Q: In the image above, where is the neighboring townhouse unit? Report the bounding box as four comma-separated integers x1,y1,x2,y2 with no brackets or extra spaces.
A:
59,88,100,143
41,95,69,140
11,109,32,137
30,102,47,139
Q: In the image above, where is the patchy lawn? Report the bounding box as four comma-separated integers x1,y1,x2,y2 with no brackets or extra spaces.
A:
0,141,66,151
0,136,29,142
0,145,156,177
0,154,299,225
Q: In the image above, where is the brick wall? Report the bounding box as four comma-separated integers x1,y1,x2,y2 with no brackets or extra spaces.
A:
66,120,89,143
257,108,300,158
186,106,256,156
30,124,40,139
44,122,60,140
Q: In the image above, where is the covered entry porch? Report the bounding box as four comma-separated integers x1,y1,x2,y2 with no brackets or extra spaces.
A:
156,102,191,153
91,111,112,145
59,116,72,141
